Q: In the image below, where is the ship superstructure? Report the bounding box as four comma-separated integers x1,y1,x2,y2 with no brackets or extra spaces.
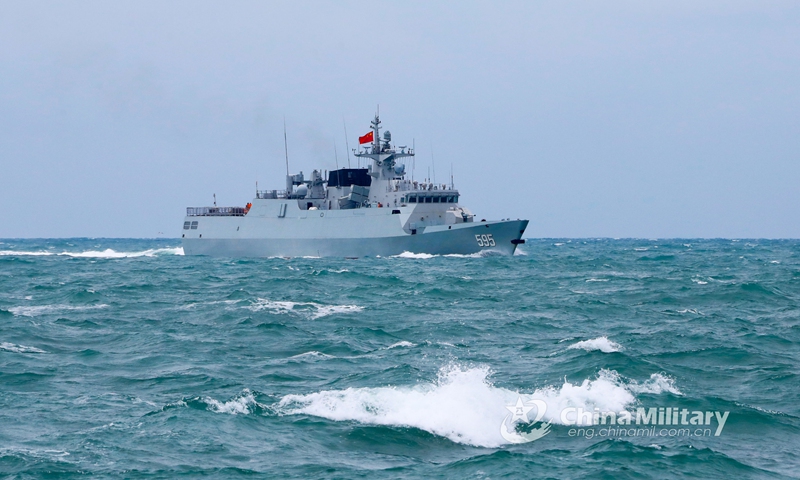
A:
181,115,527,257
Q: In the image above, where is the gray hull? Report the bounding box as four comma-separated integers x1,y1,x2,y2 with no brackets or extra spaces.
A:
182,201,527,258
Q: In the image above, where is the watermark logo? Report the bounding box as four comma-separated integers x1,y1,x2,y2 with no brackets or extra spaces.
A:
499,400,731,443
499,397,551,444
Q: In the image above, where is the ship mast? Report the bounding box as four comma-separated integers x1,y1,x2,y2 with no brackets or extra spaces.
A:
354,113,414,175
371,114,381,154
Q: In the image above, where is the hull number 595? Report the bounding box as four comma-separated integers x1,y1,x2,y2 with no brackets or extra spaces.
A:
476,234,495,247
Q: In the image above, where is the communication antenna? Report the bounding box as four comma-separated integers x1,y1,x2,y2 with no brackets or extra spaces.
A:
334,140,339,170
412,138,416,182
283,116,289,176
450,162,454,189
213,193,217,206
430,142,436,184
343,118,351,168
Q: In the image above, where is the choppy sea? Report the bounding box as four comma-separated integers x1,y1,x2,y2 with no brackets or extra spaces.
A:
1,238,798,478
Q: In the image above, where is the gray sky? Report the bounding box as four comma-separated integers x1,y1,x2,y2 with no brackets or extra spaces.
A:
1,1,798,238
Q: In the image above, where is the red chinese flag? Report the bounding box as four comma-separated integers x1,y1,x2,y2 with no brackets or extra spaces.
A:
358,131,374,144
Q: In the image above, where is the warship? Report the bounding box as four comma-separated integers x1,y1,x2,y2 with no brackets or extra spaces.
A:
181,115,528,257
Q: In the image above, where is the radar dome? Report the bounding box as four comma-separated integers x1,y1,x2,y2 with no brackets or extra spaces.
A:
295,184,308,198
394,163,405,175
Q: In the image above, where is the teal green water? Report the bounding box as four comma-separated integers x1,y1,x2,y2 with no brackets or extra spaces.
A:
1,239,798,478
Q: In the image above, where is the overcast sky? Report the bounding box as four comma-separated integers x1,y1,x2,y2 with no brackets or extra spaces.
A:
1,1,798,238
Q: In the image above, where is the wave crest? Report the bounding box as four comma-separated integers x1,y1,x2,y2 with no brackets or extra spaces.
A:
274,364,675,448
567,336,622,353
0,342,46,353
246,299,363,319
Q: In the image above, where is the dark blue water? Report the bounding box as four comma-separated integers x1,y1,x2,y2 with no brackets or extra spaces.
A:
1,239,798,478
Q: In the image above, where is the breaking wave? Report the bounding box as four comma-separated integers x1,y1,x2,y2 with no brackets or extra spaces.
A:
246,299,363,319
204,390,259,415
274,364,678,448
289,351,336,360
0,342,46,353
567,336,623,353
627,373,682,395
394,252,437,259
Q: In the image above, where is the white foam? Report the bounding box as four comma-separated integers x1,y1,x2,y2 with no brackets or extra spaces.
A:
9,304,109,317
275,364,670,448
443,252,487,258
627,373,682,395
567,337,622,353
0,447,70,461
424,340,456,347
178,299,239,310
391,251,487,259
386,341,416,349
0,342,46,353
0,250,52,256
205,390,258,415
246,299,363,319
289,351,335,360
585,278,609,282
312,304,363,319
0,247,183,258
691,277,708,285
634,247,649,251
394,251,436,259
247,300,296,314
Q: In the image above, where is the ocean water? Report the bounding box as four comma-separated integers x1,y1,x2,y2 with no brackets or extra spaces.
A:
1,238,798,478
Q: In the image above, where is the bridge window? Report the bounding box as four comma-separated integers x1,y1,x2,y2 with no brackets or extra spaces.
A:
190,221,198,230
425,196,432,203
183,221,190,230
